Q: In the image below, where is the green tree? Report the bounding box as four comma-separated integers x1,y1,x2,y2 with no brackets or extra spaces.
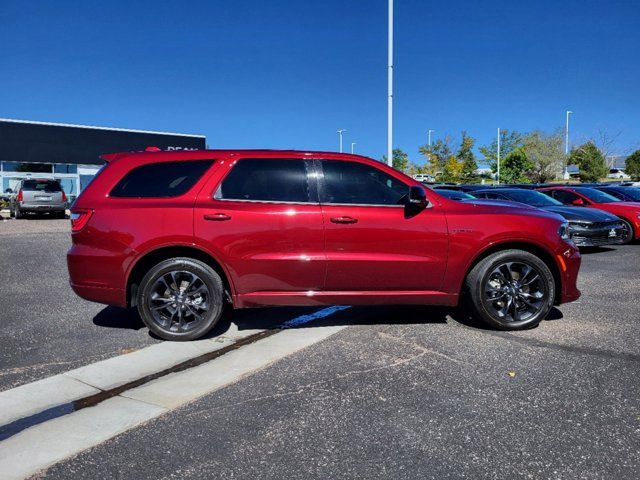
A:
480,130,524,173
440,156,464,183
418,137,452,176
499,147,534,184
569,142,609,182
522,130,564,183
381,148,410,172
625,150,640,181
457,132,478,183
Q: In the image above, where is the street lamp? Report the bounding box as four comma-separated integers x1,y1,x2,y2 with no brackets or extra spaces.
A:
351,142,356,154
564,110,573,179
337,129,347,153
428,129,435,150
387,0,393,166
497,127,501,185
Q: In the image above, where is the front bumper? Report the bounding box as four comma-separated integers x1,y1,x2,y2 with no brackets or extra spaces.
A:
554,242,581,304
569,223,626,247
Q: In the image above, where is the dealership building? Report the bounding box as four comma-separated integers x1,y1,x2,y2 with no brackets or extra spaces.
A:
0,119,206,201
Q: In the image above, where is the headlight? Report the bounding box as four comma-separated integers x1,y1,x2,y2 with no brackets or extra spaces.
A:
558,222,571,240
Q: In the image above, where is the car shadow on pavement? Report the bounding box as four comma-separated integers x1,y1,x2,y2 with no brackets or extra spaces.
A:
580,246,616,255
92,303,564,339
93,306,145,330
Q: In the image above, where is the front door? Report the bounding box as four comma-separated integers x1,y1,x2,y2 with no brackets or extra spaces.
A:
317,159,448,292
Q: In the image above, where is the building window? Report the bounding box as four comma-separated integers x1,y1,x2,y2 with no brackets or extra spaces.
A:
53,164,78,174
1,162,53,173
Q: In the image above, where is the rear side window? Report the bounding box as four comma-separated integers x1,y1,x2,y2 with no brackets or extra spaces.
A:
548,190,579,204
320,160,408,205
110,160,213,198
215,159,311,203
22,180,62,192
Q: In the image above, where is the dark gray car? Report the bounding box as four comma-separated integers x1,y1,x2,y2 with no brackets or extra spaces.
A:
9,179,67,219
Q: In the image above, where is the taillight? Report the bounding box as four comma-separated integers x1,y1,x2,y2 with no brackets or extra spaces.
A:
17,190,23,202
70,209,93,233
61,191,68,202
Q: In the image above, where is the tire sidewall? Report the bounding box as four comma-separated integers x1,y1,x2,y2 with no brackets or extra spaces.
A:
619,219,634,244
470,251,555,330
137,258,224,341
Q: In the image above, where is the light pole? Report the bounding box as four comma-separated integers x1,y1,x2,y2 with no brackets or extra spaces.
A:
428,129,434,150
351,142,356,154
337,129,346,153
497,127,501,185
387,0,393,166
564,110,573,179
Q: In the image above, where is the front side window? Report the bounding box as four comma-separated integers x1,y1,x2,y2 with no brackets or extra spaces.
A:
548,190,579,204
320,160,408,205
110,160,213,198
215,159,311,203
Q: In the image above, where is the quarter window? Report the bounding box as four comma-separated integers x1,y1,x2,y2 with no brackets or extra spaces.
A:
320,160,408,205
110,160,213,198
549,190,579,204
215,159,311,203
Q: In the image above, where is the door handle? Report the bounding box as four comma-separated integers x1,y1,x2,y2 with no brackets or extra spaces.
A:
204,213,231,221
330,216,358,224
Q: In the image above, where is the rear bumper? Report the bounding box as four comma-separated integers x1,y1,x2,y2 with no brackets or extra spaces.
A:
18,202,66,212
70,282,126,307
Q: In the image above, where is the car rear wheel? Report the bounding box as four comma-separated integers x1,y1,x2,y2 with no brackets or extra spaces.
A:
14,207,22,219
465,249,555,330
619,219,634,244
137,257,225,341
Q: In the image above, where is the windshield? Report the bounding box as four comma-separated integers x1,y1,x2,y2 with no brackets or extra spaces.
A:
501,190,563,207
575,188,620,203
606,188,640,201
437,189,475,200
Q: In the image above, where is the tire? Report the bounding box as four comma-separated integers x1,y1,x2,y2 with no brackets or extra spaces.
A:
56,211,66,219
9,207,15,218
619,219,634,244
465,249,555,330
137,257,225,341
14,207,22,219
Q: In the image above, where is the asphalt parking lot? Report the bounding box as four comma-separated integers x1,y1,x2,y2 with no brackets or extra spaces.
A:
1,217,639,479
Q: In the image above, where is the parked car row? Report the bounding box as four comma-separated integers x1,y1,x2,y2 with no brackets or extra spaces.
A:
433,183,640,247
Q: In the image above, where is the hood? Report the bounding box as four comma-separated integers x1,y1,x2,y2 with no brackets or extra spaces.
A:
461,199,537,210
461,199,565,223
540,206,619,222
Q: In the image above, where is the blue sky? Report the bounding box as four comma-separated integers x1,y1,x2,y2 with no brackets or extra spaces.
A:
1,1,638,164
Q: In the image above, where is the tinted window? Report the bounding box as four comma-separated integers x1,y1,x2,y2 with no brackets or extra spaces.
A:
320,160,408,205
216,159,310,203
500,190,562,206
110,160,213,198
22,180,62,192
548,190,579,204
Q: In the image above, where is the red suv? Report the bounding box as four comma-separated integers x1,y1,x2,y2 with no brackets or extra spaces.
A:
68,150,581,340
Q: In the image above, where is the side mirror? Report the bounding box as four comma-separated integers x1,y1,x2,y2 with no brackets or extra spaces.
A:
407,186,429,209
571,198,585,206
5,188,12,194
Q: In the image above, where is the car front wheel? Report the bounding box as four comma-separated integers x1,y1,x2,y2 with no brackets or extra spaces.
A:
465,249,555,330
136,257,225,341
619,219,634,244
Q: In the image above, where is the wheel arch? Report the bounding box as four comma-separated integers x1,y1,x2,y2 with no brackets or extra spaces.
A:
462,241,562,304
126,245,234,308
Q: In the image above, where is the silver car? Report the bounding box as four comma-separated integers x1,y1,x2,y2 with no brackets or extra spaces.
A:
8,179,67,219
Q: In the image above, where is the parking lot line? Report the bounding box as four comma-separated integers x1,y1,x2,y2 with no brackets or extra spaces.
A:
0,325,346,480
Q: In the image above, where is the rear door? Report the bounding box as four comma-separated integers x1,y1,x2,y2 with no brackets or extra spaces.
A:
317,159,448,292
194,157,326,297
